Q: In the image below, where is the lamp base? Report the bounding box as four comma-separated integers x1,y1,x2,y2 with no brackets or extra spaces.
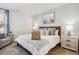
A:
67,31,71,36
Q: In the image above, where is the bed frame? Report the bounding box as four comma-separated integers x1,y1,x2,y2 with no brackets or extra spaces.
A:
17,42,32,55
17,26,61,55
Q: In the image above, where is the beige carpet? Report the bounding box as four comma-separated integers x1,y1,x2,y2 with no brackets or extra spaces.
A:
0,43,78,55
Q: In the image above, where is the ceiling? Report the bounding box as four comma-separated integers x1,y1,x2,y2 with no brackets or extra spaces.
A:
0,3,66,15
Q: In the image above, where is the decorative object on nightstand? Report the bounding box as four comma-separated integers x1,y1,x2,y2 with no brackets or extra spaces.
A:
61,36,78,53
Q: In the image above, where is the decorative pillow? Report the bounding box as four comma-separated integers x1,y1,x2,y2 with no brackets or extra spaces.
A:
45,29,49,35
40,28,56,35
55,30,59,35
49,28,56,35
40,29,45,35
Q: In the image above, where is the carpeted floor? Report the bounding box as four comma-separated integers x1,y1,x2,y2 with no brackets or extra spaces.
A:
0,44,28,55
0,43,78,55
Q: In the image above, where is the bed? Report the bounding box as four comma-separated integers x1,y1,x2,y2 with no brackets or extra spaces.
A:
15,26,61,55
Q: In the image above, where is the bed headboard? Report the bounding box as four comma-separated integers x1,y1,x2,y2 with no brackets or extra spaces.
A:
39,26,61,38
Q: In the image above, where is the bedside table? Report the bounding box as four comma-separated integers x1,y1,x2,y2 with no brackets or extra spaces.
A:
61,36,79,52
32,31,40,40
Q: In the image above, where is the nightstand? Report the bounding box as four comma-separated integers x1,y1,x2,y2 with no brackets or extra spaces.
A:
32,31,40,40
61,36,79,52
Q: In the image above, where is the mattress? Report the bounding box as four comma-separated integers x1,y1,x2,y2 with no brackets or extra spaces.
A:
15,34,60,55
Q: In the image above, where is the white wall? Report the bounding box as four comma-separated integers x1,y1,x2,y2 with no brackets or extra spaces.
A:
9,11,32,37
33,4,79,36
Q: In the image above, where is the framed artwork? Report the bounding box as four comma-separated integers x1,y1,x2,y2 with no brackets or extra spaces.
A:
43,12,55,24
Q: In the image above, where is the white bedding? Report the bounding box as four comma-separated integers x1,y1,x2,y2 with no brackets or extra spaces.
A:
15,34,60,55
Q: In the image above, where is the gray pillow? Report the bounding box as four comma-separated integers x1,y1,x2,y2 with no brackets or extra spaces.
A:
49,28,56,35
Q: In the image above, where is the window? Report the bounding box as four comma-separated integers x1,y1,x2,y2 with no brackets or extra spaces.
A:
0,9,9,36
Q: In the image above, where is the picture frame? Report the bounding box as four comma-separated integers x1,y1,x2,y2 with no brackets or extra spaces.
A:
43,12,55,24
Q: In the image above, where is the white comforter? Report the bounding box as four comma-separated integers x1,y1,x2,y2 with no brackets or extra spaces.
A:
15,34,60,55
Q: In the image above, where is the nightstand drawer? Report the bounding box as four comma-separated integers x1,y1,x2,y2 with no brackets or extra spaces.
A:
62,43,76,51
65,43,71,47
62,39,72,44
62,43,71,49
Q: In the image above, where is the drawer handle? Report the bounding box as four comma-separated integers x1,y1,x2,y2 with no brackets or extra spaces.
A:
66,44,71,47
66,40,71,42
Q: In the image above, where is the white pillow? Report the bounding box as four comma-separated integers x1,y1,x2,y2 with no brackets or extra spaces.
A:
55,30,59,35
40,29,44,35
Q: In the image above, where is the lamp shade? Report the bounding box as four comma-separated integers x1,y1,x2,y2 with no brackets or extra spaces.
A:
33,23,39,30
66,24,73,31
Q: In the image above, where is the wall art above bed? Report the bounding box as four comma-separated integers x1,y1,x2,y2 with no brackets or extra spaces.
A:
43,12,55,24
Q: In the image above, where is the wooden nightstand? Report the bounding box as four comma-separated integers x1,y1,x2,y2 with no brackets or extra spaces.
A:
32,31,40,40
61,36,79,52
